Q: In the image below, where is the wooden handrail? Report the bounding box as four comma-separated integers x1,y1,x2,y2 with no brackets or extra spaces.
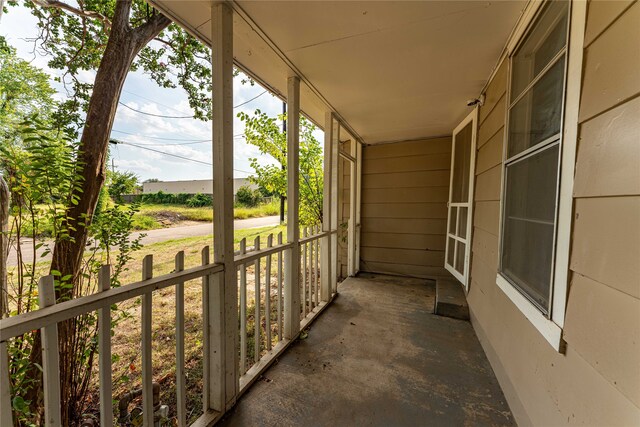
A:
0,262,224,341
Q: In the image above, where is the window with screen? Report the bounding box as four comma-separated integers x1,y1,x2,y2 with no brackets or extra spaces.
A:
500,1,569,315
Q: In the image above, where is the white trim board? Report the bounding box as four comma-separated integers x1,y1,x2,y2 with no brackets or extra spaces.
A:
492,0,586,353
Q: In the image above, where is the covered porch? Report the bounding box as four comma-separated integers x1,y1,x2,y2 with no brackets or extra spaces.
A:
4,0,631,426
221,274,513,426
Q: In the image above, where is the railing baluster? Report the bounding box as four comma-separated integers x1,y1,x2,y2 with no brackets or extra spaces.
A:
254,236,261,363
98,265,113,427
0,339,11,427
141,255,154,427
315,225,320,307
309,226,315,312
302,227,308,317
277,232,283,341
38,275,61,426
200,247,210,413
265,234,273,351
175,251,186,427
239,238,247,374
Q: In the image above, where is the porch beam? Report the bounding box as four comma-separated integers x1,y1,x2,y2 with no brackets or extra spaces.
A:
321,112,334,302
284,75,301,340
210,0,237,412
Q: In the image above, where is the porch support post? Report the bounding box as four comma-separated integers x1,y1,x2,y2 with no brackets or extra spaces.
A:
284,75,301,340
330,119,340,292
320,112,334,302
355,141,362,275
210,0,238,412
347,139,358,277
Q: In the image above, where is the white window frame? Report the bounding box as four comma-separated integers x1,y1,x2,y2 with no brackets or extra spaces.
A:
445,108,478,290
495,0,586,352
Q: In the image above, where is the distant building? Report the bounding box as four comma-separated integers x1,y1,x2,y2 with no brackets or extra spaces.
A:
142,178,255,195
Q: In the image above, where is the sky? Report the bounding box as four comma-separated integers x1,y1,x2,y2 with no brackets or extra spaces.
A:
0,3,323,182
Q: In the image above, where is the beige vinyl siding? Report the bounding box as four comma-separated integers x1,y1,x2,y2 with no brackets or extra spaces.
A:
466,3,640,425
359,137,451,279
564,0,640,409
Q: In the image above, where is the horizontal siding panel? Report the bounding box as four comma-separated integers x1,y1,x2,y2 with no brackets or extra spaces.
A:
362,153,451,174
361,247,444,267
362,218,446,235
362,187,449,204
584,0,635,47
362,170,450,188
361,232,446,251
360,261,448,279
473,201,500,236
478,95,506,148
564,272,640,407
479,60,508,126
364,137,451,159
579,2,640,122
361,203,447,219
470,253,498,298
472,226,499,271
476,129,504,175
570,196,640,299
574,96,640,197
475,165,502,202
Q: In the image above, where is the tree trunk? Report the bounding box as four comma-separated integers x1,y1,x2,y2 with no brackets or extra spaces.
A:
23,2,171,423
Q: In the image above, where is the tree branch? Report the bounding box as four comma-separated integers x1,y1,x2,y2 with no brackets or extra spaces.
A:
30,0,112,29
135,9,172,46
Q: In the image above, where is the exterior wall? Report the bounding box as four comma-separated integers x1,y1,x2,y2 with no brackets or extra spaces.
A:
142,178,253,195
467,2,640,425
359,137,451,279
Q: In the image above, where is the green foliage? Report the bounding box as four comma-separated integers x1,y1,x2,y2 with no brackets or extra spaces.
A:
186,193,212,208
238,110,323,225
0,36,59,144
2,115,142,425
235,185,261,207
108,170,139,203
140,191,190,205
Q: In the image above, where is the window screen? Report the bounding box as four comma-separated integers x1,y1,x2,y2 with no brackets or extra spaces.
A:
500,1,569,314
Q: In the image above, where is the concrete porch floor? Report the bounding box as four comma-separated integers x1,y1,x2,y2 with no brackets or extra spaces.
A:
220,273,514,426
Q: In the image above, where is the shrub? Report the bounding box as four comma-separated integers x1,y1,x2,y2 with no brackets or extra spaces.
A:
186,193,213,207
139,191,193,205
236,185,261,207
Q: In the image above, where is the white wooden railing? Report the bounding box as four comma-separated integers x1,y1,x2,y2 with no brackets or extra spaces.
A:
0,247,223,427
0,228,337,426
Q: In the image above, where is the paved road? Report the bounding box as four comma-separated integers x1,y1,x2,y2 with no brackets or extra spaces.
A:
7,215,280,266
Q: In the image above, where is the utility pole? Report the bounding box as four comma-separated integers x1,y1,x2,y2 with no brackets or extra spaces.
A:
280,101,286,224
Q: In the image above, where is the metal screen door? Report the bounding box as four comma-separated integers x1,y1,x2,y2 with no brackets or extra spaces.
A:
444,109,477,289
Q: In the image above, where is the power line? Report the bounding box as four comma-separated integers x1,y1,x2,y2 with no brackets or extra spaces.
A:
111,129,210,142
110,129,247,145
122,89,193,116
118,90,269,119
111,139,254,175
234,90,268,108
118,102,193,119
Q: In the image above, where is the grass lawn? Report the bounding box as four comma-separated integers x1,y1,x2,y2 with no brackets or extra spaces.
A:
131,202,281,230
7,224,289,424
92,224,288,423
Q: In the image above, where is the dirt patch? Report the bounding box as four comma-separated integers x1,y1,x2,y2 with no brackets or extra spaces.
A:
153,210,200,227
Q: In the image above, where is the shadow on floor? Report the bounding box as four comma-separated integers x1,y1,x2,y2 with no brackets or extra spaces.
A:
220,273,514,427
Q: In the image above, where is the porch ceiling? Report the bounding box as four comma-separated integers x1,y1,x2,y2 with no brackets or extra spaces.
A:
150,1,526,144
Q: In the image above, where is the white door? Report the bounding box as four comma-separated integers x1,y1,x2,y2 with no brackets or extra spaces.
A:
444,109,477,290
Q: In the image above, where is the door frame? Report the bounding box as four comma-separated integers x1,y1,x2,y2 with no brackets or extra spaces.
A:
444,108,478,290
